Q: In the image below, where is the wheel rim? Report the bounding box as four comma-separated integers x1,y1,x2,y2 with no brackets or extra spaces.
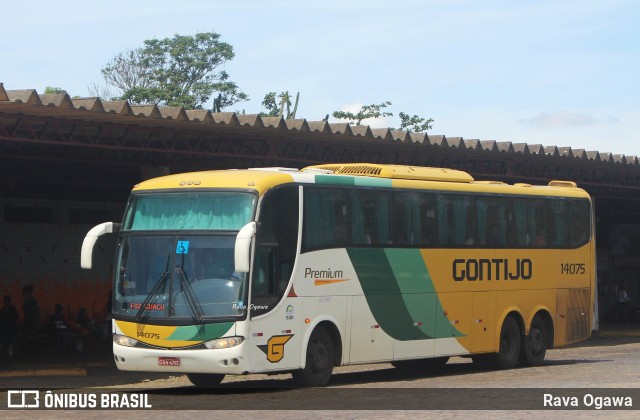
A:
501,330,513,356
529,327,544,355
310,339,329,374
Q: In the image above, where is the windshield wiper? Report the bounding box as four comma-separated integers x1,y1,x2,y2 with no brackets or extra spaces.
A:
176,268,204,324
135,253,170,322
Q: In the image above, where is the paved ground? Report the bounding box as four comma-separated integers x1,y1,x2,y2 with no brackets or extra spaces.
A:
1,325,639,388
2,325,639,418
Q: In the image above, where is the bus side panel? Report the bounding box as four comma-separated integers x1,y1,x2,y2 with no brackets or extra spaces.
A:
435,292,472,356
392,293,436,360
349,295,394,363
556,288,591,346
556,289,568,346
247,296,304,373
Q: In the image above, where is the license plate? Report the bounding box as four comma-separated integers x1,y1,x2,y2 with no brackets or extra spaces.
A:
158,357,181,367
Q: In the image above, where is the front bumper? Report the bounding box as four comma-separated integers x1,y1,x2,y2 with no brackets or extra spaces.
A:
113,341,248,375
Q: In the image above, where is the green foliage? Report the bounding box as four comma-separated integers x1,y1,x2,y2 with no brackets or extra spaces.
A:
100,32,247,110
260,92,279,117
260,91,299,119
395,112,434,132
332,101,393,126
332,101,433,132
44,87,66,94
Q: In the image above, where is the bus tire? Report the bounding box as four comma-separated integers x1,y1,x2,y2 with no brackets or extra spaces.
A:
391,357,449,372
520,315,547,366
491,316,521,369
292,327,334,387
187,373,225,387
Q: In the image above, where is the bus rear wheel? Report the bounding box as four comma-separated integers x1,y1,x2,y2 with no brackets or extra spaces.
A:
292,327,334,387
520,315,547,366
491,316,521,369
187,373,225,387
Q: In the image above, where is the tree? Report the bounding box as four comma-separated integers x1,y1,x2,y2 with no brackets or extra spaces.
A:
96,32,247,110
332,101,433,132
332,101,393,126
260,91,299,118
101,49,150,94
44,87,67,94
261,92,280,116
395,112,434,132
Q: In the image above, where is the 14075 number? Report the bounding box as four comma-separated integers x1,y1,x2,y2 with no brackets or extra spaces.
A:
560,263,585,275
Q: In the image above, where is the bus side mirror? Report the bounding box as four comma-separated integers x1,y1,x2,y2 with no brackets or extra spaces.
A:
81,222,121,269
235,222,257,273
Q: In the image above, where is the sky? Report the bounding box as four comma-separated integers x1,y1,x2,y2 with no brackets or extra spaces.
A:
2,0,639,156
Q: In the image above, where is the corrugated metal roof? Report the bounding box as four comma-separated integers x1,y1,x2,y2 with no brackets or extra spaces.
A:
0,83,638,166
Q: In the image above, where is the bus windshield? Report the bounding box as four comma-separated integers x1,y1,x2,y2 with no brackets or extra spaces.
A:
115,234,247,321
113,191,256,322
123,192,255,231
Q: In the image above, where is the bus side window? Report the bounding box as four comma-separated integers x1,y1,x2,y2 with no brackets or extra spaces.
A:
252,246,273,297
549,200,568,246
513,198,529,246
420,193,437,246
303,188,347,249
478,198,507,247
395,192,420,246
569,200,590,247
351,190,392,246
436,194,451,246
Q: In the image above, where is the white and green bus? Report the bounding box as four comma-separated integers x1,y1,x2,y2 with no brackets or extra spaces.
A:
81,163,595,387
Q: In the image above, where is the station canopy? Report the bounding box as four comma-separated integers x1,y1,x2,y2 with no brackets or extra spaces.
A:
1,84,639,202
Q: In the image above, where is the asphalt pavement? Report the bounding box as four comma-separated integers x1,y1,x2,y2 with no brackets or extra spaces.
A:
1,324,639,389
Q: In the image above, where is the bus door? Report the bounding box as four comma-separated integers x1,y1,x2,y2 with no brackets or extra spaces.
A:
246,185,301,373
247,242,301,372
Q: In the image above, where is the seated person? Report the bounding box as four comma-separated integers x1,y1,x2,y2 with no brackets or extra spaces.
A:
48,304,72,351
0,296,19,356
77,307,99,336
616,283,636,323
618,283,631,303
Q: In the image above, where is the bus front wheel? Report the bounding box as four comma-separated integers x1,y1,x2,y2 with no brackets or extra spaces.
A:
187,373,225,387
491,316,521,369
292,327,334,387
520,315,547,366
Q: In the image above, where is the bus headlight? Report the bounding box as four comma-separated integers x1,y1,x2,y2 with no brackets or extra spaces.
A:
113,334,138,347
203,336,244,349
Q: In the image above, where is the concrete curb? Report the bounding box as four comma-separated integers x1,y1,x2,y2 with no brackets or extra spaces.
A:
0,367,86,377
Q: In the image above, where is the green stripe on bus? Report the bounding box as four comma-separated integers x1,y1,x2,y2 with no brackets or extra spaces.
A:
354,177,392,187
348,248,464,340
315,175,355,186
384,248,437,337
167,322,234,341
315,175,392,188
347,248,431,341
384,248,463,338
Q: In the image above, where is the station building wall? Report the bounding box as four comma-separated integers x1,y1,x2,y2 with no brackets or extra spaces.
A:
0,198,122,325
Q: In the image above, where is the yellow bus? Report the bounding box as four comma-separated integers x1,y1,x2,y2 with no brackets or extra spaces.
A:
81,163,595,387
